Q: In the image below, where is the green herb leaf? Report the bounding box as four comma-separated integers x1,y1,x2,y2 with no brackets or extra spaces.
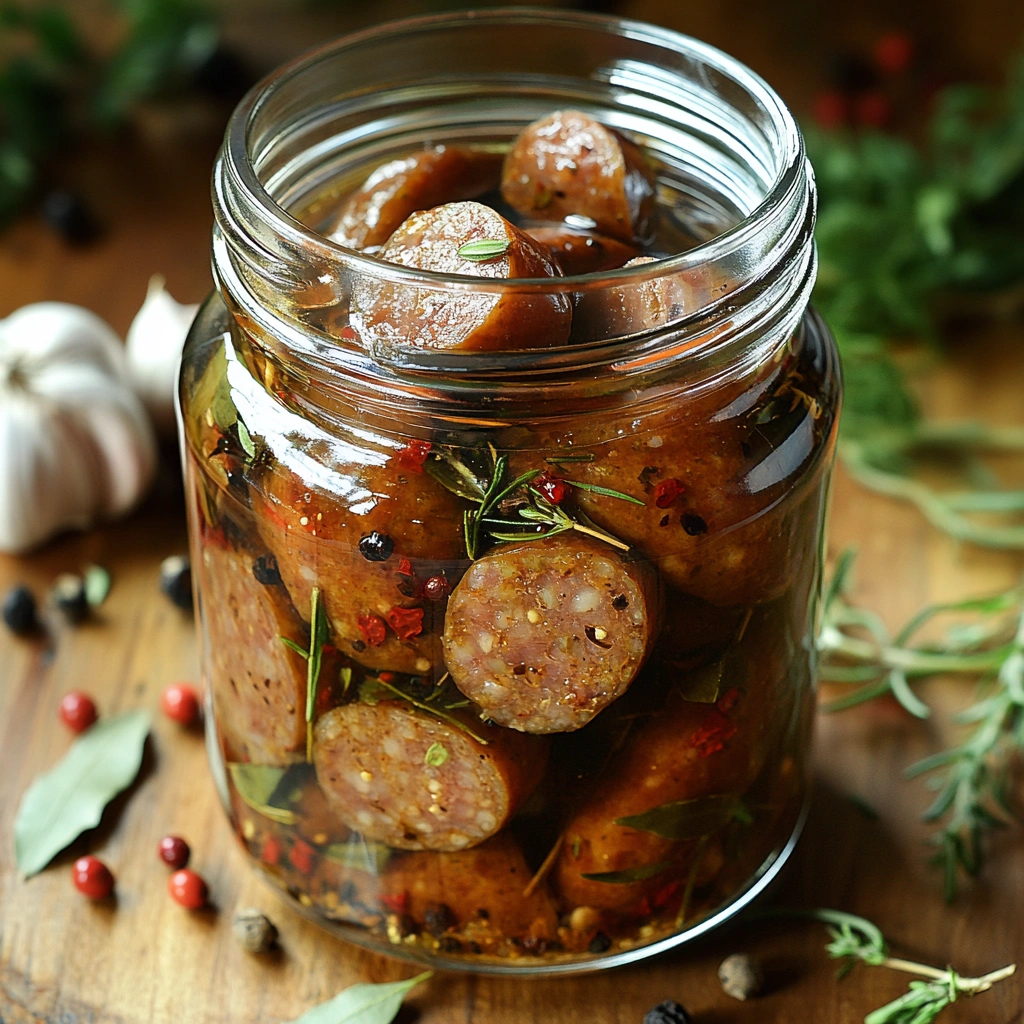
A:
565,480,646,505
580,862,670,884
236,418,256,459
279,637,309,658
14,711,150,877
226,763,297,825
322,840,392,875
305,587,330,760
83,564,111,608
615,793,748,840
424,742,449,767
284,971,433,1024
457,238,510,262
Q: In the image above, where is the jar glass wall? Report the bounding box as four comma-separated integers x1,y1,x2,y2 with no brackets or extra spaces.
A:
178,9,840,974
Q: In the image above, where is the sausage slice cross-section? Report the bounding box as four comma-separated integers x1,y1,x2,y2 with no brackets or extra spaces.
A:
313,698,548,852
351,201,572,353
442,534,659,733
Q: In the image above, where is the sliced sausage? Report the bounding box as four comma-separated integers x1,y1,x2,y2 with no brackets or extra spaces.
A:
326,146,503,250
351,201,572,353
443,534,659,734
312,698,549,852
525,226,638,276
501,110,656,244
380,834,560,947
197,540,308,766
252,450,466,676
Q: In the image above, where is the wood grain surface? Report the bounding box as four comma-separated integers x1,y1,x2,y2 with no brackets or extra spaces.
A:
2,6,1024,1021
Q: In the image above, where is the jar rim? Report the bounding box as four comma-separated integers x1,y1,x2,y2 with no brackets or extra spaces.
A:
222,6,806,292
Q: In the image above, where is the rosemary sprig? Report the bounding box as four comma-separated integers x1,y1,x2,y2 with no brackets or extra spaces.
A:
279,587,329,761
801,909,1016,1024
362,675,490,746
818,551,1024,897
429,446,637,557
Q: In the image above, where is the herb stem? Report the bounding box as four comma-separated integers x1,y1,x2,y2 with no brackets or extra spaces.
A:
522,833,563,899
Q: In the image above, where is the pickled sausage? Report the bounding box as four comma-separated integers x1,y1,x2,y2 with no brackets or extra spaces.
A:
252,454,465,676
197,541,309,765
501,110,657,244
326,146,503,250
524,226,638,276
380,834,559,946
351,201,572,353
442,534,659,734
312,699,549,852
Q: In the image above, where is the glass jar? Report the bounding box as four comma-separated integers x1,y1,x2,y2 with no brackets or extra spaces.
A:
179,9,840,974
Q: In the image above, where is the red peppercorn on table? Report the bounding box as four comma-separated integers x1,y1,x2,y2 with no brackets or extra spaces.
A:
2,132,1024,1024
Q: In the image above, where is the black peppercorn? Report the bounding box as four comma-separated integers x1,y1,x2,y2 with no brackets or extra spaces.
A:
423,902,456,936
588,931,611,953
643,1000,692,1024
358,531,394,562
51,573,89,623
252,555,282,586
41,189,101,245
681,514,708,536
2,585,38,635
160,555,193,610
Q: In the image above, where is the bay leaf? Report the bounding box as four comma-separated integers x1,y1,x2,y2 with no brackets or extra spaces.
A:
677,660,723,704
580,861,670,884
284,971,432,1024
227,762,297,825
615,793,747,840
15,710,150,877
322,840,392,875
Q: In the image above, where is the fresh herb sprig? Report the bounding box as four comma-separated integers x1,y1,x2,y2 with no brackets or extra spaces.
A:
808,55,1024,549
799,909,1016,1024
428,445,639,558
818,552,1024,897
279,586,329,761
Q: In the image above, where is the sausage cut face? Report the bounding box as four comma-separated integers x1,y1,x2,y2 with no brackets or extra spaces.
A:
525,226,639,277
501,110,657,244
351,201,573,353
442,534,657,733
312,700,547,852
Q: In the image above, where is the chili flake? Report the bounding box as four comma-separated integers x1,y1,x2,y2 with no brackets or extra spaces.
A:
387,606,425,640
533,470,568,505
690,693,740,758
289,839,315,874
396,557,414,576
260,835,282,866
653,478,684,509
395,439,432,473
381,891,410,915
357,614,387,646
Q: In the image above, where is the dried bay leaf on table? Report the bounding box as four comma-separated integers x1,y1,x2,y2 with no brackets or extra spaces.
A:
14,710,150,877
284,971,433,1024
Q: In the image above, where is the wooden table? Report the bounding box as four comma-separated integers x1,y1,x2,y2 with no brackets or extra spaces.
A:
2,118,1023,1024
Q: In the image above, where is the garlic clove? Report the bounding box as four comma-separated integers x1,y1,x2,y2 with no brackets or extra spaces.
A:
126,276,200,435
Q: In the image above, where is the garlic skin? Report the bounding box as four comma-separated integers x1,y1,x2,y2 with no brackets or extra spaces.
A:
0,302,158,554
126,276,200,435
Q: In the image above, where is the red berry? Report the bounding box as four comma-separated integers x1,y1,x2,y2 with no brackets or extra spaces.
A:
533,471,568,505
423,575,449,601
289,839,315,874
874,32,914,76
854,91,891,128
72,855,114,900
812,90,849,129
158,835,191,870
161,683,200,725
59,691,98,733
168,868,208,909
260,835,282,865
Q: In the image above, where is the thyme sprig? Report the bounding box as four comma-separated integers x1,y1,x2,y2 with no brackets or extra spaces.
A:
428,445,637,558
818,552,1024,897
807,909,1015,1024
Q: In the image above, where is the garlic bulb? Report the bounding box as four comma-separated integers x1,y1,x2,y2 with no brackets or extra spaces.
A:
0,302,158,554
126,276,200,435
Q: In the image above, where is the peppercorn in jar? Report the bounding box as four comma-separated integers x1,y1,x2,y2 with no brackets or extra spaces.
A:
179,10,840,974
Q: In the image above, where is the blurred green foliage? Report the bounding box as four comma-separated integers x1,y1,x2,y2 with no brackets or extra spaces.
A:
0,0,219,222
